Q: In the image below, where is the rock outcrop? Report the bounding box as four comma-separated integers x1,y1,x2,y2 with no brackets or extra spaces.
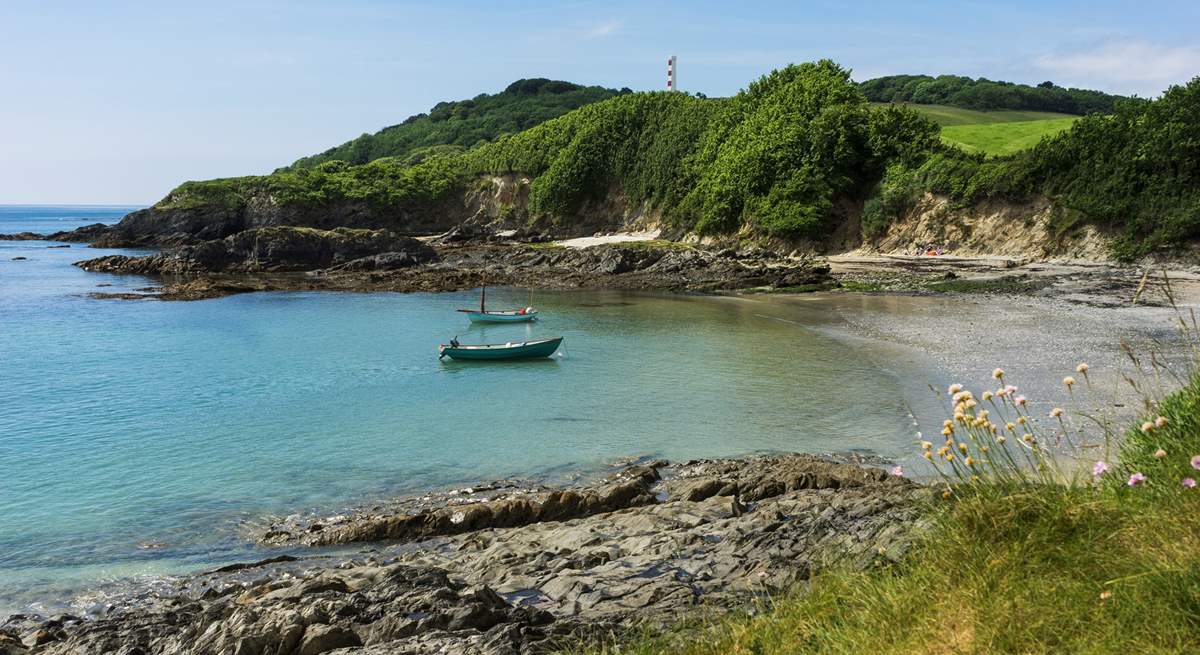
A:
48,188,478,249
76,227,439,275
77,237,831,301
2,455,922,654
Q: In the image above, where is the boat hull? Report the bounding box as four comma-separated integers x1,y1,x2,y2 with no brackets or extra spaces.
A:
439,337,562,361
462,309,538,323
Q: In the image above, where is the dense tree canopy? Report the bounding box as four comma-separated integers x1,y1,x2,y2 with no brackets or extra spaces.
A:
284,79,622,170
157,64,1196,258
860,74,1132,114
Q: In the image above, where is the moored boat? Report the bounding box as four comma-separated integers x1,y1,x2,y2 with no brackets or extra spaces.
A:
438,337,563,361
458,308,538,323
457,284,539,323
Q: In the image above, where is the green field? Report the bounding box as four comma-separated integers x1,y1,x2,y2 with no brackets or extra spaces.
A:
874,103,1079,156
940,117,1079,155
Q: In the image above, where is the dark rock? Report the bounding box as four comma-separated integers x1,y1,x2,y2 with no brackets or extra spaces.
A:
0,232,45,241
10,257,26,261
207,554,298,574
302,478,657,548
297,624,360,655
75,227,439,275
0,630,26,655
431,223,496,246
9,454,920,655
328,250,432,272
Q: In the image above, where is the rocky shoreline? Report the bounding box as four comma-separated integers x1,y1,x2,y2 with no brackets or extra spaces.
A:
0,454,923,655
64,226,831,301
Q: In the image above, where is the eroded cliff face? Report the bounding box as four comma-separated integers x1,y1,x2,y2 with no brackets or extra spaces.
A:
56,174,665,249
48,175,1128,264
857,194,1115,261
460,174,665,238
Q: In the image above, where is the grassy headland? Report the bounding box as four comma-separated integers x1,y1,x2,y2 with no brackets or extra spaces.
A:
134,62,1200,261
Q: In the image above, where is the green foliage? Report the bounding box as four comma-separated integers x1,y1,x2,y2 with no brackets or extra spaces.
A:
159,156,470,214
860,164,922,237
861,74,1133,114
460,61,938,239
1021,80,1200,258
463,90,720,219
157,65,1197,256
869,77,1200,257
285,79,621,170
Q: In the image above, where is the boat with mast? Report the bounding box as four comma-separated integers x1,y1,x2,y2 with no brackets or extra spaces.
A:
457,284,538,323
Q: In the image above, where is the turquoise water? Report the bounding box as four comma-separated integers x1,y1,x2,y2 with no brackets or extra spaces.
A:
0,206,925,614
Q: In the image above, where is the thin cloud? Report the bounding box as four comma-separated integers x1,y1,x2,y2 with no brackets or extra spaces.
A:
585,20,620,39
1034,40,1200,96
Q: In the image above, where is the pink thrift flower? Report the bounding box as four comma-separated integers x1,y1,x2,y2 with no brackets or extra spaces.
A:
1182,478,1196,489
1127,472,1147,487
1014,396,1027,406
890,465,903,477
1154,448,1167,459
1092,461,1110,477
1192,455,1200,470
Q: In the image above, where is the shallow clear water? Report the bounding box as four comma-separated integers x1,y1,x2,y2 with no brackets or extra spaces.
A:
0,206,1186,616
0,207,926,613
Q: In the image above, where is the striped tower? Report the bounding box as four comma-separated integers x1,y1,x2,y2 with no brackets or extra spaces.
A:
667,55,677,91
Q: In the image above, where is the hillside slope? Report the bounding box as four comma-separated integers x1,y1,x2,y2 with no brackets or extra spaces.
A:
64,64,1200,261
940,118,1079,156
880,104,1080,156
285,78,624,170
887,104,1076,126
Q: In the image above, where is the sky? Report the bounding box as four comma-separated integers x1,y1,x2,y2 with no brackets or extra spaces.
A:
2,0,1198,205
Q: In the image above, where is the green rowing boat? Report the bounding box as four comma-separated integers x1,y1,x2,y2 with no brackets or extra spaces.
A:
438,337,563,361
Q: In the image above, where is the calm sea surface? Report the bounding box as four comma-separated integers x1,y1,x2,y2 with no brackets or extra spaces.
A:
0,205,1181,615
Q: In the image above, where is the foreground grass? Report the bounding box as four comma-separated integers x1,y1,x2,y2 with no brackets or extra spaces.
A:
584,374,1200,654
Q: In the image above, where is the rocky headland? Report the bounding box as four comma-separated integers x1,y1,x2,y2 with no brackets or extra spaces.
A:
0,454,922,655
65,224,831,301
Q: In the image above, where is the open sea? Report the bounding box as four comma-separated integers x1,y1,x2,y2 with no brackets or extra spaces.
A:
0,205,1181,616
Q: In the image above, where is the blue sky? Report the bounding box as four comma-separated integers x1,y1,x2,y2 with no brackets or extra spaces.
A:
2,0,1198,204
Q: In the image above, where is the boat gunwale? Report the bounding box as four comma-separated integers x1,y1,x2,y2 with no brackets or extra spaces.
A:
439,336,562,351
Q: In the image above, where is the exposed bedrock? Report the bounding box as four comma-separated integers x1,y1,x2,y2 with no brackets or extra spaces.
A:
75,227,439,275
2,455,923,654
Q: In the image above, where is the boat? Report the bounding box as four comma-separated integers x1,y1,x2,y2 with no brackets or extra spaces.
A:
456,285,538,323
438,337,563,361
458,307,539,323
